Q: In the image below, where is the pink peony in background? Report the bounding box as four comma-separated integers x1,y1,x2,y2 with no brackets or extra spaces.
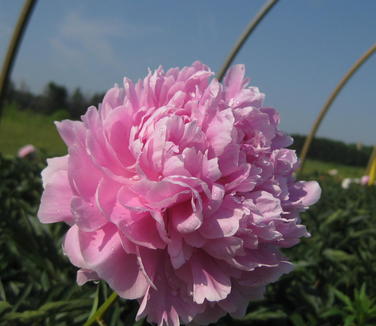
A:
38,62,320,326
360,175,370,185
18,144,36,158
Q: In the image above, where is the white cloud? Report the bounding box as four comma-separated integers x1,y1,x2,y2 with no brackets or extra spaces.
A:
50,11,161,66
50,12,122,65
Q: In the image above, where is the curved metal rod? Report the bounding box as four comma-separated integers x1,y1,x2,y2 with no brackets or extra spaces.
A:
0,0,38,116
299,43,376,173
366,145,376,185
216,0,279,82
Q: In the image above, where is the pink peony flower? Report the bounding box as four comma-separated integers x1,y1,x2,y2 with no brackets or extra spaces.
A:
361,175,370,185
18,144,36,158
38,62,320,325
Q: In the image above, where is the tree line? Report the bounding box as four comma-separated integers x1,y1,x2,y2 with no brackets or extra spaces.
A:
5,80,105,120
291,134,372,167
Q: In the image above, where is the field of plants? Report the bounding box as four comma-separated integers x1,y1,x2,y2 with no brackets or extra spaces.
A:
1,143,375,325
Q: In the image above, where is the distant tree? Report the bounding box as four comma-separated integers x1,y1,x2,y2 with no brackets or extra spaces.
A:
69,87,87,119
43,82,68,114
5,80,107,119
90,92,105,107
10,81,35,111
290,134,372,167
5,80,16,104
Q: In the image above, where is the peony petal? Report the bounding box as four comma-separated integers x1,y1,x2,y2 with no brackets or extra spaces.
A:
200,195,244,239
55,120,86,148
137,252,202,326
300,181,321,207
95,177,121,218
205,108,235,156
218,282,265,318
41,155,68,188
68,144,102,199
223,64,246,101
71,196,108,232
203,237,244,260
239,261,294,287
111,198,166,249
76,269,99,286
191,253,231,304
76,224,148,299
104,106,136,168
38,170,73,224
170,201,202,234
63,225,86,268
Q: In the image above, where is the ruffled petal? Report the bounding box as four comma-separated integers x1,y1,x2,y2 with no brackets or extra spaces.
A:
65,224,148,299
38,169,73,224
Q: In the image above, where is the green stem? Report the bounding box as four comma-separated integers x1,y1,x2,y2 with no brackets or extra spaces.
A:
84,291,118,326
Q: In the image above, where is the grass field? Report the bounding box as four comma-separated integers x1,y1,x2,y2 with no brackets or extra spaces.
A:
0,105,365,178
0,104,67,156
301,159,364,178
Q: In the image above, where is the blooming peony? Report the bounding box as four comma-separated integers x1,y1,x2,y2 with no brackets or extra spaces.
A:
38,62,320,326
342,175,373,189
341,178,353,189
327,169,338,176
18,144,36,158
360,175,370,185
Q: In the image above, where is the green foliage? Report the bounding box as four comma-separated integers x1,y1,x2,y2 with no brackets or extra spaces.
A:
0,154,89,325
323,284,376,326
1,155,375,325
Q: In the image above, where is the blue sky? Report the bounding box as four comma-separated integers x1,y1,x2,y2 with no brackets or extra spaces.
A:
1,0,375,145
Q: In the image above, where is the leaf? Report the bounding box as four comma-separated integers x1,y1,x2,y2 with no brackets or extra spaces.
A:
359,283,367,302
88,285,100,319
321,307,344,318
39,299,91,313
239,307,287,322
323,249,355,262
3,309,46,323
2,299,92,324
0,301,12,316
321,210,343,228
349,229,376,239
332,288,354,312
289,313,306,326
12,283,33,312
344,315,355,326
132,318,145,326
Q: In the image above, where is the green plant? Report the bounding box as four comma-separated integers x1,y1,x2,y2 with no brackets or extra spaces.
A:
322,284,376,326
